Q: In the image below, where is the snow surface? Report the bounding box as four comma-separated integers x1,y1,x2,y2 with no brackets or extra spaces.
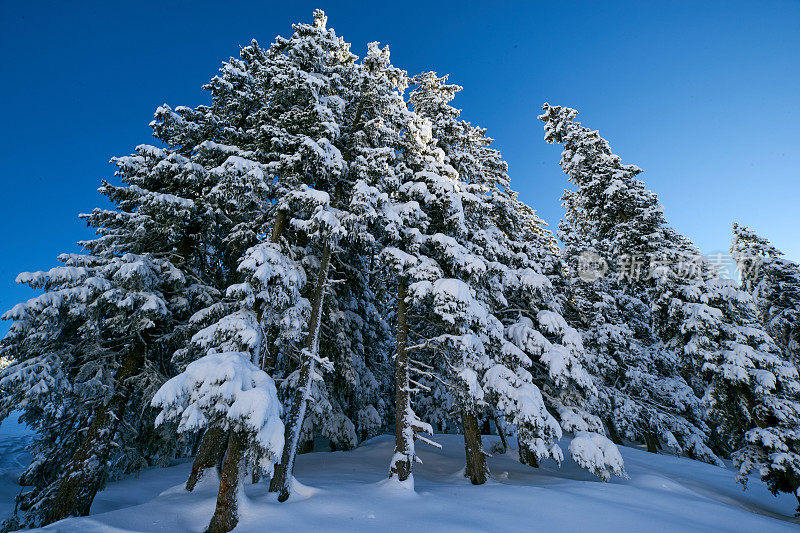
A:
2,429,797,532
0,415,33,524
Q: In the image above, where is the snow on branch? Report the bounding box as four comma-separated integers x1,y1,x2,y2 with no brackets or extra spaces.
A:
152,351,284,473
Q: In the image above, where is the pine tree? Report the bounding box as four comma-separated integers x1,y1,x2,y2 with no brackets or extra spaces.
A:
726,225,800,510
128,44,285,501
355,46,445,486
152,352,284,532
539,103,719,463
392,78,626,482
0,131,216,529
0,252,191,529
650,226,800,469
263,12,387,501
732,223,800,367
539,103,800,507
139,10,362,503
136,11,397,503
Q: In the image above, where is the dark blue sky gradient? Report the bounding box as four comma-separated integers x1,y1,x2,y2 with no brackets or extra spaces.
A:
1,1,798,333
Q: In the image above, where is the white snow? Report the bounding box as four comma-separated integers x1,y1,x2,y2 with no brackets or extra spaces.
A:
152,352,284,472
7,432,797,532
0,414,33,524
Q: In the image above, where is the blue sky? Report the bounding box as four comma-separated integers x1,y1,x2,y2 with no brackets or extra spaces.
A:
1,1,798,331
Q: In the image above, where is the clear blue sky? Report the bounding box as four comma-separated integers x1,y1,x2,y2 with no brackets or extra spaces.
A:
1,1,798,332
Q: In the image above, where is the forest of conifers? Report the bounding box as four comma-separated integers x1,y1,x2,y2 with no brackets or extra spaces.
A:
1,10,798,533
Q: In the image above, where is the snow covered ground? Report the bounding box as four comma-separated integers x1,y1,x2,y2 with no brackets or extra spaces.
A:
0,415,33,525
1,426,797,533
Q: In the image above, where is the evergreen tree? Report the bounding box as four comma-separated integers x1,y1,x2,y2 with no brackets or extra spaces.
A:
389,77,626,483
539,103,719,463
732,223,800,367
540,103,800,508
728,224,800,510
0,135,215,529
152,352,284,532
263,13,396,501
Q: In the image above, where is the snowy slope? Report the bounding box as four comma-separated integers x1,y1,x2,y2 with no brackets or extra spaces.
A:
3,433,793,532
0,415,33,524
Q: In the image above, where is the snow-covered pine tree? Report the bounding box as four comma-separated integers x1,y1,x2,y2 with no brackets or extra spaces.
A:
732,223,800,367
696,274,800,510
396,76,625,482
127,50,281,495
539,104,719,463
180,230,309,492
344,48,448,486
645,219,800,499
648,220,800,472
269,187,343,502
317,240,393,449
273,39,401,452
260,12,356,501
265,13,402,501
298,228,393,455
0,252,190,530
539,104,800,508
149,12,395,502
696,226,800,509
152,352,284,532
143,11,369,502
0,129,219,529
1,11,357,522
400,74,492,482
406,72,509,480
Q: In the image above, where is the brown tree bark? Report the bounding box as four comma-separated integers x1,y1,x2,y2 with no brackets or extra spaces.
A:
206,431,245,533
46,335,146,524
389,279,412,481
462,410,488,485
269,209,287,246
270,242,332,501
186,424,229,491
493,416,509,454
645,432,660,454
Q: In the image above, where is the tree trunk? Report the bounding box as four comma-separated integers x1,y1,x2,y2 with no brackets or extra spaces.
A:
46,335,146,524
389,279,413,482
519,442,540,468
645,432,660,454
196,210,288,491
493,416,509,454
261,209,289,374
206,431,245,533
270,242,332,501
604,418,624,446
187,424,229,492
269,209,287,245
481,419,491,435
462,410,488,485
